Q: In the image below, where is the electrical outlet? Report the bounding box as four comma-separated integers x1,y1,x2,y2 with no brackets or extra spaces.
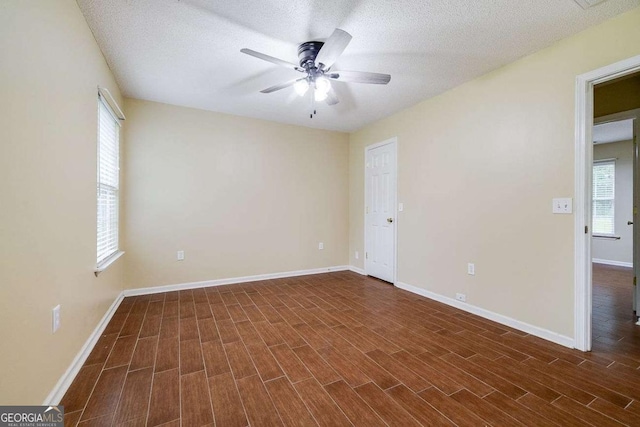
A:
355,251,359,259
455,293,466,302
318,242,324,250
52,305,61,333
468,263,475,275
177,250,185,261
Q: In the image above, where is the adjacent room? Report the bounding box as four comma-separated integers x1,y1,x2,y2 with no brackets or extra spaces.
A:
2,0,640,425
591,72,640,361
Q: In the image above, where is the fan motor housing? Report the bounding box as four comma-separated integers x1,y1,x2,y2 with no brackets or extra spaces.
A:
297,41,324,68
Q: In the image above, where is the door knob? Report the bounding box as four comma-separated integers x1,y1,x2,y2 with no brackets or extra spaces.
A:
628,221,634,225
387,218,393,223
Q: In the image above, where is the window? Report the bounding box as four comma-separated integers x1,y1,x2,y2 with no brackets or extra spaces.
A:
592,160,615,236
97,96,120,266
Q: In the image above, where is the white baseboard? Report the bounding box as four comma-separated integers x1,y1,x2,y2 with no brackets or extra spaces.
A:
349,266,366,275
592,258,633,268
395,281,575,349
124,265,351,297
43,292,124,405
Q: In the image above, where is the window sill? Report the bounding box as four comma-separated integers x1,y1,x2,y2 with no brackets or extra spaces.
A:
95,251,125,277
592,235,621,240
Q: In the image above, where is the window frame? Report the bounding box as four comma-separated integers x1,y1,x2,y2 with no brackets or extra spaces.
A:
96,93,122,270
592,158,616,237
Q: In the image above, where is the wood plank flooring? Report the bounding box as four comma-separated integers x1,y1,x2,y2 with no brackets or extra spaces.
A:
592,263,639,346
61,268,640,426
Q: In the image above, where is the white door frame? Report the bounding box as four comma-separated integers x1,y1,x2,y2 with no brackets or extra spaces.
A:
574,54,640,351
364,137,398,284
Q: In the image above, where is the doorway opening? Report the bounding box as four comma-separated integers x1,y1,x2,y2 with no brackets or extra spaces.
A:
364,138,398,284
575,56,640,351
592,106,639,352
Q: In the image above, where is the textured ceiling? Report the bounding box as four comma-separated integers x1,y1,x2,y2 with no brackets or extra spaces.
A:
77,0,640,132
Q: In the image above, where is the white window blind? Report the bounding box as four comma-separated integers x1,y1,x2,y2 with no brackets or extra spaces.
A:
592,160,615,236
97,96,120,266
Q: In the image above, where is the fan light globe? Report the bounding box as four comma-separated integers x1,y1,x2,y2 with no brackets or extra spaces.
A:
294,80,309,96
315,77,331,94
314,90,328,102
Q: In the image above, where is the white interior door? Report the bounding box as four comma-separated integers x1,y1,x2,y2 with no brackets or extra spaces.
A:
365,140,397,283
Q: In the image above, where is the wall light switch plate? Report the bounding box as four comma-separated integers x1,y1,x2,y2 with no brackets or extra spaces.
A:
318,242,324,250
177,250,185,261
398,203,404,212
552,198,573,214
467,263,475,275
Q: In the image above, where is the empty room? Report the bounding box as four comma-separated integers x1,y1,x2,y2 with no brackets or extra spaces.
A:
2,0,640,426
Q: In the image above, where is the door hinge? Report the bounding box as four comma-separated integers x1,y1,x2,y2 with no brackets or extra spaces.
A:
366,206,369,214
365,252,368,259
585,225,589,234
634,276,637,286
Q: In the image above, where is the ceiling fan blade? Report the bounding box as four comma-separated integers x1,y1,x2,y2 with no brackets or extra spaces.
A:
327,70,391,85
241,48,304,72
315,29,352,70
326,87,339,106
260,78,304,94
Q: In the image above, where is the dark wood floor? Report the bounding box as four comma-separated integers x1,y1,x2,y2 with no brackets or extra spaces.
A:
592,263,640,360
61,268,640,426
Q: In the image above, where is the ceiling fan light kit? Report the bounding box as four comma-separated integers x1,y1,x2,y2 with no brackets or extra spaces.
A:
241,28,391,118
294,79,309,96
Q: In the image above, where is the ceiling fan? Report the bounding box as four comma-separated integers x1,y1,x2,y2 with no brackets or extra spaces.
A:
241,29,391,118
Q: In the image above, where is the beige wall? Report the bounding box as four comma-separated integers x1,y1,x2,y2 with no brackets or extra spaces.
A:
349,7,640,339
0,0,124,404
593,140,634,265
123,99,349,289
